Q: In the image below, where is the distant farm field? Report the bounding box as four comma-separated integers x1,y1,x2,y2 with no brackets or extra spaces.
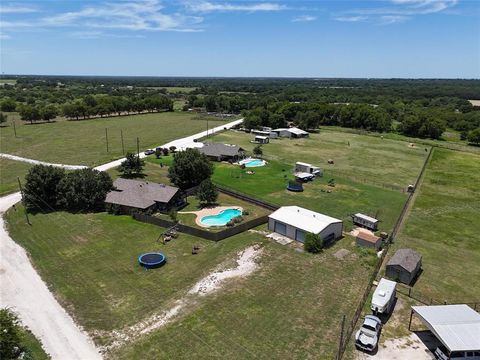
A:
0,112,224,166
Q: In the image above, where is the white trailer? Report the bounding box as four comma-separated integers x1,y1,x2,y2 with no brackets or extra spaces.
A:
352,213,379,231
371,278,397,314
295,162,322,176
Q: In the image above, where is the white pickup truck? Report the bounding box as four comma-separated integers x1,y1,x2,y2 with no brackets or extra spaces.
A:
371,278,397,314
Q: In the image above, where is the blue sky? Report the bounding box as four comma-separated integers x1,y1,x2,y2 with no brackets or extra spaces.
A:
1,0,479,78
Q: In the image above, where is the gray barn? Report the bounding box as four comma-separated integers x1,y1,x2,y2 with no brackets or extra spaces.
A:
268,206,343,244
386,248,422,285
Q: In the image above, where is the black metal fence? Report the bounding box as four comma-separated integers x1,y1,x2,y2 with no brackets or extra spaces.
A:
335,147,434,360
215,185,280,211
133,212,269,241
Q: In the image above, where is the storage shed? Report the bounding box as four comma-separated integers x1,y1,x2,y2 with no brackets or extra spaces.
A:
386,248,422,285
295,162,322,176
254,135,269,144
352,213,379,231
356,231,382,250
268,206,343,244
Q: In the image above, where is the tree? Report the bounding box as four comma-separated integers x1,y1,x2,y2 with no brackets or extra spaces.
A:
23,165,65,212
40,104,58,122
253,144,263,157
0,308,25,359
56,168,113,212
118,152,145,177
0,98,17,112
196,178,218,205
304,233,324,253
0,112,7,125
168,148,213,189
467,128,480,145
18,104,41,124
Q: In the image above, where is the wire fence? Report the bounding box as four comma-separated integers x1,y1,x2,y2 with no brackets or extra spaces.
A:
335,146,434,360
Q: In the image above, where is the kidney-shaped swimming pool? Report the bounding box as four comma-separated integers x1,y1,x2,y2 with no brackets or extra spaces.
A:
200,208,242,226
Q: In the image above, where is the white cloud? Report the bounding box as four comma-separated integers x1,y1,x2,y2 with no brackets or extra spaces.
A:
187,1,287,13
292,15,316,22
379,15,410,24
0,32,12,39
335,16,367,22
3,0,203,32
0,4,38,14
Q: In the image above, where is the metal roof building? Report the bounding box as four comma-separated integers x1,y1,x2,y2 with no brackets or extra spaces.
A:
268,206,343,244
409,305,480,353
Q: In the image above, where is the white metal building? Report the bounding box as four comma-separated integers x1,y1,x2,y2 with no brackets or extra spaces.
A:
409,305,480,358
295,162,322,176
268,206,343,244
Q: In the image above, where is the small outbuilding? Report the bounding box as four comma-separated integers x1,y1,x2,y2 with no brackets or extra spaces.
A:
356,231,382,250
268,206,343,244
352,213,379,231
409,305,480,358
271,127,309,138
254,135,269,144
295,161,322,177
386,248,422,285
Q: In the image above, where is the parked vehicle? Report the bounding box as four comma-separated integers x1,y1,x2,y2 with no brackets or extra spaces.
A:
371,278,397,314
144,149,155,155
435,346,480,360
355,315,382,352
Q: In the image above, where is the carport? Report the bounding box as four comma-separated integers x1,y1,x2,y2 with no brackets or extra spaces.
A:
409,305,480,359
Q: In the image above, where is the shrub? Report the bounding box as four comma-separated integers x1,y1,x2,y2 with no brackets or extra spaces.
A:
196,178,218,205
22,165,65,212
226,219,235,227
242,209,250,216
0,308,25,359
304,233,324,253
162,148,169,156
155,148,162,159
233,215,243,224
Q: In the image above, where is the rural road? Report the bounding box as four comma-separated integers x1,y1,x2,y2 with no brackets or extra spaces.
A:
0,153,88,170
0,118,243,359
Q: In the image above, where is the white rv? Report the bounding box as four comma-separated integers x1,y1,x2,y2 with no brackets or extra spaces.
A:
295,162,322,177
371,278,397,314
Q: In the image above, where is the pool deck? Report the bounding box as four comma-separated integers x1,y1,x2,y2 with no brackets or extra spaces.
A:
179,206,243,228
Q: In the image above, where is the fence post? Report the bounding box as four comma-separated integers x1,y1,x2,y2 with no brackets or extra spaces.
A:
336,314,346,360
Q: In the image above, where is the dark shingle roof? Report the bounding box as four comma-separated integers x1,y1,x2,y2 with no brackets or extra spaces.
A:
198,143,244,158
105,178,179,209
387,248,422,273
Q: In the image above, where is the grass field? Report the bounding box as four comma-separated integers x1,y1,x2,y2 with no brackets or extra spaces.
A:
0,158,32,196
0,112,225,166
5,206,375,358
391,148,480,301
210,130,427,188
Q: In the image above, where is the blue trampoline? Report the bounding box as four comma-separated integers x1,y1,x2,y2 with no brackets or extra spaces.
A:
138,252,167,269
287,181,304,192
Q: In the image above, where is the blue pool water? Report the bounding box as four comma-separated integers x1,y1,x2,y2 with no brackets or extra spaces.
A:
244,159,265,167
200,208,242,226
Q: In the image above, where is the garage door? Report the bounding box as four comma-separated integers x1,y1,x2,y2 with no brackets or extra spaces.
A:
274,221,287,235
295,229,305,243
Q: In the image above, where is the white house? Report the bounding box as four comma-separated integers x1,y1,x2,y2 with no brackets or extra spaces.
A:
268,206,343,244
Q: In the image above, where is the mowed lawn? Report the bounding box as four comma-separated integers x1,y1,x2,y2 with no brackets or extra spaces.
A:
212,159,408,233
0,112,225,166
210,130,427,187
0,158,32,196
6,206,375,358
391,148,480,302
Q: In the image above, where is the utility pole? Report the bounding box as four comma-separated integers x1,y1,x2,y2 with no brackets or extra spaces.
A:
120,130,125,155
105,128,109,153
17,177,31,225
136,137,140,158
13,120,17,137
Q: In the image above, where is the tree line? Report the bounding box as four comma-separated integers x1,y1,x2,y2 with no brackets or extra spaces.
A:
8,94,173,123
